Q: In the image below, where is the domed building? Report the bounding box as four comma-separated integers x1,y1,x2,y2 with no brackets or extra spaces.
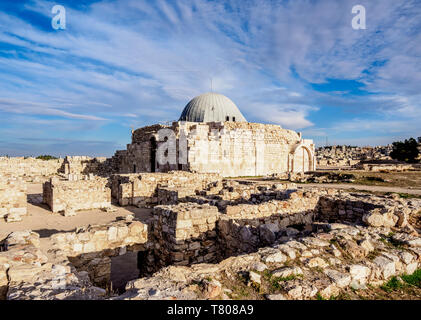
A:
179,92,247,123
113,92,315,177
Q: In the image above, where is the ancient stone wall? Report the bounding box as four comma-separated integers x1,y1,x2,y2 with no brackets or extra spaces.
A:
62,156,114,176
0,177,27,223
0,156,118,183
122,121,316,177
43,176,111,215
316,189,421,229
149,203,220,272
354,163,414,172
218,190,320,258
111,171,222,207
49,220,148,286
0,157,64,182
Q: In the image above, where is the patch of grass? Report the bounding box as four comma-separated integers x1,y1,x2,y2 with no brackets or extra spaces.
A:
314,169,421,189
262,270,302,291
397,193,421,199
316,292,325,300
366,249,381,261
331,292,352,300
380,276,405,292
228,284,251,299
401,269,421,288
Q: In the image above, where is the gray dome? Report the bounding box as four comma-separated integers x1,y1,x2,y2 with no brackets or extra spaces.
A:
179,92,247,123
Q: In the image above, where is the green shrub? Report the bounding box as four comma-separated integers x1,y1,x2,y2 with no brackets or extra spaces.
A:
401,269,421,288
380,276,404,292
36,155,58,161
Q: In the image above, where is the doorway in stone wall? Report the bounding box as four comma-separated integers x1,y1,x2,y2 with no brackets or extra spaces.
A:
110,251,140,294
150,137,157,172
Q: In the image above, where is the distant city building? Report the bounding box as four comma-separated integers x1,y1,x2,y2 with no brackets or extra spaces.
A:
316,144,393,168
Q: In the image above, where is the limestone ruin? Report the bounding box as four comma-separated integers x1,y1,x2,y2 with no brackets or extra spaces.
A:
0,93,420,301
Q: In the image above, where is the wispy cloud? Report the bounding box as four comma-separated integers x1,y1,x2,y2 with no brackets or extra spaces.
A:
0,0,420,155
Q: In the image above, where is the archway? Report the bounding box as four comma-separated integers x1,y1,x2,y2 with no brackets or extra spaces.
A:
292,145,313,173
150,137,157,173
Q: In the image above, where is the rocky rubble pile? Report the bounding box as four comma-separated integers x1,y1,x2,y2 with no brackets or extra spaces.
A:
118,222,421,300
0,231,108,300
270,172,356,183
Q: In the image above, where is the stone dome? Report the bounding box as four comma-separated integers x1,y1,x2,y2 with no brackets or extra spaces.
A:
179,92,247,123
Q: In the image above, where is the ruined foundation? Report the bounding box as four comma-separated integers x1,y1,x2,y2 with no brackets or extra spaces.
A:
0,170,420,300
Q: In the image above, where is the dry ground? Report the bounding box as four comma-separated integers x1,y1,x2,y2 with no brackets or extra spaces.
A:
232,170,421,196
319,170,421,189
0,183,153,240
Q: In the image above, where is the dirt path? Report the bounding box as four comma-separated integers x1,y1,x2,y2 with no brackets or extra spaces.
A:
300,183,421,195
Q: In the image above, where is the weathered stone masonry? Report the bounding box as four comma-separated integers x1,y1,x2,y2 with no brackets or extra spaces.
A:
115,121,316,177
43,176,111,215
110,171,222,207
49,220,148,287
0,176,27,223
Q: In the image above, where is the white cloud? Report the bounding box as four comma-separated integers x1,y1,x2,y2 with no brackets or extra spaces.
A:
0,0,420,155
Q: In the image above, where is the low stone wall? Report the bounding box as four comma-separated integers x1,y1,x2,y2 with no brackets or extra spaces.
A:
0,156,118,183
186,181,298,213
62,156,115,176
148,203,220,272
111,171,222,207
43,176,111,215
218,190,320,258
157,186,197,205
50,220,148,286
0,157,64,182
355,163,414,172
0,177,27,223
215,181,297,202
316,189,421,229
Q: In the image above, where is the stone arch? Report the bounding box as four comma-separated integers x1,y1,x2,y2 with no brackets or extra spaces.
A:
291,143,314,173
150,136,157,172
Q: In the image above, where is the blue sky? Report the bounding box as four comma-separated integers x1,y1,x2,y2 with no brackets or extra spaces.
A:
0,0,420,157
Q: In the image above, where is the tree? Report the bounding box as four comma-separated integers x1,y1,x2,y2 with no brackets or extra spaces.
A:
36,155,58,161
390,138,420,163
417,137,421,144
